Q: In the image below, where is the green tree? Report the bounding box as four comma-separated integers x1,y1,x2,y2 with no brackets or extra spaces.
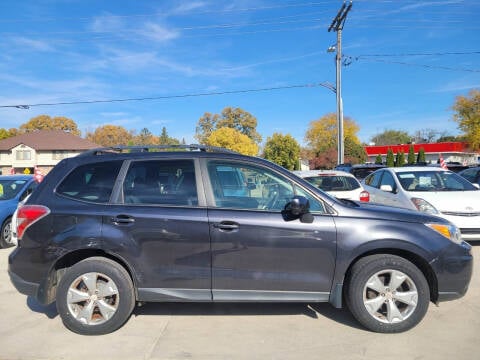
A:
263,133,301,170
417,147,426,163
395,151,405,167
195,107,262,145
205,127,258,156
158,127,180,145
452,89,480,150
20,115,81,136
305,113,364,167
370,129,411,145
133,128,157,145
375,154,383,165
0,128,11,140
386,148,395,167
407,145,416,165
86,125,133,147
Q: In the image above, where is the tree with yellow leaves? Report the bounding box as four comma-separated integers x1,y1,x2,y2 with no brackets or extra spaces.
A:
452,89,480,150
20,115,81,136
205,127,258,156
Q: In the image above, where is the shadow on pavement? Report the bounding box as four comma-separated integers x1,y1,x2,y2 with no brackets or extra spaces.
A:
132,302,364,330
27,296,58,319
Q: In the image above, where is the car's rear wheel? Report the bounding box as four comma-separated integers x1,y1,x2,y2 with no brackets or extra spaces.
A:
0,217,13,248
56,257,135,335
345,254,430,333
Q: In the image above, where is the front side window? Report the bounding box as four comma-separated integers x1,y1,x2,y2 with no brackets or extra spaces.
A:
56,161,123,203
380,171,397,192
364,171,383,188
208,161,325,213
123,160,197,206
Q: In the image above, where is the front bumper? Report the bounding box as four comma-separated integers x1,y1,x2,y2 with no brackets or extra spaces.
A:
435,241,473,302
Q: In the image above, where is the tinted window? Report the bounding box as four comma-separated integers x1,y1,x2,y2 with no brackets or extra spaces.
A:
304,175,360,191
208,161,325,212
380,171,397,191
123,160,197,206
364,171,383,188
0,179,28,200
57,161,123,203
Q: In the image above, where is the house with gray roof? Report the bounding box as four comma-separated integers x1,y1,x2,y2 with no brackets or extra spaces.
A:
0,130,98,175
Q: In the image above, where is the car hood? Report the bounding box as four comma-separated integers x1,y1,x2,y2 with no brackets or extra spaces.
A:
332,199,449,225
407,190,480,213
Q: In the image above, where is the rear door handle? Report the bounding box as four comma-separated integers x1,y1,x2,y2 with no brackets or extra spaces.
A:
111,215,135,225
213,221,239,231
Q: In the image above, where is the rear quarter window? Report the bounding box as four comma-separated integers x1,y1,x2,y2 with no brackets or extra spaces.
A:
56,161,123,203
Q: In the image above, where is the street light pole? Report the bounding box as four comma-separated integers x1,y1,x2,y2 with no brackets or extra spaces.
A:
336,28,344,165
328,1,352,165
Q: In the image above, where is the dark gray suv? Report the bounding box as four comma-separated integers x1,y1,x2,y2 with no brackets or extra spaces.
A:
8,145,473,335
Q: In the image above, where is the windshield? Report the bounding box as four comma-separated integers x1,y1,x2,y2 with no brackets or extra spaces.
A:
396,171,478,192
0,180,27,200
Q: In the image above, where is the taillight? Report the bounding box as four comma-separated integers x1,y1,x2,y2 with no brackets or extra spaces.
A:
359,190,370,202
16,205,50,240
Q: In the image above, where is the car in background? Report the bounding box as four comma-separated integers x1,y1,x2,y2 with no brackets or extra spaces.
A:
294,170,369,202
458,167,480,187
0,175,37,248
362,167,480,241
334,163,386,180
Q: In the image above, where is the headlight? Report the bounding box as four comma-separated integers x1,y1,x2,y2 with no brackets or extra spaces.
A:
411,197,438,214
426,223,462,244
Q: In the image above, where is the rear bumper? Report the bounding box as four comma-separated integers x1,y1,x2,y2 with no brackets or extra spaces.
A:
8,269,39,298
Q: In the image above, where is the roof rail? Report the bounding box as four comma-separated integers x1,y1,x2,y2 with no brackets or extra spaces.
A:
79,144,239,156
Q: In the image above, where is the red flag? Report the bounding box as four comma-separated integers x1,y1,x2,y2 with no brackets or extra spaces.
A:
34,166,44,183
439,154,447,170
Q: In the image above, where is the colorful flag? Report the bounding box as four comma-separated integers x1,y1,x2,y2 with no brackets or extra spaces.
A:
439,154,447,170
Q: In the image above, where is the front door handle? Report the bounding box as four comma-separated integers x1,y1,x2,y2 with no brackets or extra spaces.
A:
111,215,135,225
213,221,239,231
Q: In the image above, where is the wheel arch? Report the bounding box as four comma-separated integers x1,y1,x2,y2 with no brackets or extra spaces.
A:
344,248,438,303
39,248,137,304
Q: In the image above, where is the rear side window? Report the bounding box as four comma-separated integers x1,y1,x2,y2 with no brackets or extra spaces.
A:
123,160,197,206
56,161,123,203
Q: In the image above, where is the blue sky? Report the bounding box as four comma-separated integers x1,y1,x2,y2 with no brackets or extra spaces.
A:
0,0,479,146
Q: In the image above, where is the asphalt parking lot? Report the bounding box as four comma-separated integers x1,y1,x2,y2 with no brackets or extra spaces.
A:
1,244,479,360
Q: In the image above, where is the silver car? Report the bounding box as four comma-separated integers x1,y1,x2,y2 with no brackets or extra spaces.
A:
362,166,480,241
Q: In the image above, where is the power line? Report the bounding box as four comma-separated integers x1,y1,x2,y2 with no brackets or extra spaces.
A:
0,82,334,109
350,57,480,73
0,2,332,23
355,51,480,57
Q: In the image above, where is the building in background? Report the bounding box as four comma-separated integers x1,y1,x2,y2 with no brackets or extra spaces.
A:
364,142,479,167
0,130,98,175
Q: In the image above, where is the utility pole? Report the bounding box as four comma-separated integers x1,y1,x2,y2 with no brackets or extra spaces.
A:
328,1,352,165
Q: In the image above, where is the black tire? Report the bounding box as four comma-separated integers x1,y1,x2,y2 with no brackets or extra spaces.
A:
56,257,135,335
345,254,430,333
0,217,13,249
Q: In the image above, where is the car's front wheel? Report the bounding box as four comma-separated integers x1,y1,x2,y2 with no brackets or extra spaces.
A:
345,254,430,333
56,257,135,335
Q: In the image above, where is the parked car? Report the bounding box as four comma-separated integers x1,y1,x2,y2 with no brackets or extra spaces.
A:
362,166,480,241
458,166,480,187
9,145,472,335
334,163,386,180
0,175,37,248
293,170,369,202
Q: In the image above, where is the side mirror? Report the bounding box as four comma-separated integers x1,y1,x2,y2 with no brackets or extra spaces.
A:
285,196,314,223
